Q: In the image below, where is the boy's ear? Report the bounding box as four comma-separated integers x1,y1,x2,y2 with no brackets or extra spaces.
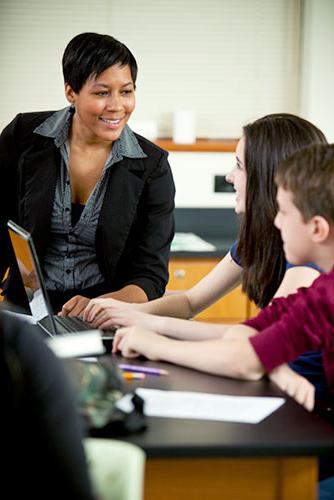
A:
310,215,330,243
64,83,76,104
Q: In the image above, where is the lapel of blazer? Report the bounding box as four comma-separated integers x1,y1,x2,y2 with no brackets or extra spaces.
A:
97,157,147,280
19,142,59,257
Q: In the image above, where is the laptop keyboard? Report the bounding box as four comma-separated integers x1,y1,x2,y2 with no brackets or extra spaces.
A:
39,315,116,340
54,315,93,333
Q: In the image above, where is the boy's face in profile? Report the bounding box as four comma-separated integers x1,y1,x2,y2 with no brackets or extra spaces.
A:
274,186,314,266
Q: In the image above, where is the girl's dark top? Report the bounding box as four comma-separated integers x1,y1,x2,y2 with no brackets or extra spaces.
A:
0,312,95,499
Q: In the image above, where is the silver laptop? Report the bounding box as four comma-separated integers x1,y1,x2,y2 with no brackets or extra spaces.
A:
7,219,115,341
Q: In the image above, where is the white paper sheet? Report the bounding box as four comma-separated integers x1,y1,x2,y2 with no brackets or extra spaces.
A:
171,232,216,252
123,388,285,424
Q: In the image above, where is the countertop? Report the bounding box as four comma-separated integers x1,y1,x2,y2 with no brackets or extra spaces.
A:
171,235,234,259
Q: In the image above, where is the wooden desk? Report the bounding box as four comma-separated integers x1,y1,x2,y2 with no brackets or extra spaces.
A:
111,359,334,500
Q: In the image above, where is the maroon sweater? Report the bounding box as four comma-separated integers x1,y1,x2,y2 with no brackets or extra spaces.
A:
246,268,334,395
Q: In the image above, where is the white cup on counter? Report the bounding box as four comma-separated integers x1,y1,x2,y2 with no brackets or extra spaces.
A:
172,110,196,144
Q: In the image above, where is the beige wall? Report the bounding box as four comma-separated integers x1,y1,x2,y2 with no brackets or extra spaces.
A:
300,0,334,141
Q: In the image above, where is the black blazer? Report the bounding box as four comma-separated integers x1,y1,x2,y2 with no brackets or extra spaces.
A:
0,111,175,306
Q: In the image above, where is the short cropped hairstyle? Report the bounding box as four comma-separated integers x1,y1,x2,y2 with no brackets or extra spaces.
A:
276,144,334,223
62,32,138,93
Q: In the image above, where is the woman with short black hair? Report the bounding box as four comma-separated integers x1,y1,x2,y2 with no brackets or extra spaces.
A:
0,32,175,316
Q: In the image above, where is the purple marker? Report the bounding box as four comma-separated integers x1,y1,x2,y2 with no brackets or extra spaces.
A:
118,363,169,376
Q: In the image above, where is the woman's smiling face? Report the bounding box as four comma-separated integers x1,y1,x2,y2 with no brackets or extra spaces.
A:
65,63,136,144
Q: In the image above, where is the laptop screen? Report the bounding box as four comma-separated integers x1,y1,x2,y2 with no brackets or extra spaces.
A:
7,221,54,324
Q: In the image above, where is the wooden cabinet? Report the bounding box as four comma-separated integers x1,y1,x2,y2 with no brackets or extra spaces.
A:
168,257,258,322
0,268,9,301
248,300,260,319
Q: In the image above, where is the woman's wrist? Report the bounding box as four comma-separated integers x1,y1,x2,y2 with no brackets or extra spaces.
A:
153,314,168,335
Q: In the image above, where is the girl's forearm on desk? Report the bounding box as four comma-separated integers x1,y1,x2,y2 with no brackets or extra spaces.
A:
158,315,230,340
152,335,264,380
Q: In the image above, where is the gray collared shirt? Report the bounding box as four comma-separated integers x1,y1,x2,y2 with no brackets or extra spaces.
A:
34,106,147,292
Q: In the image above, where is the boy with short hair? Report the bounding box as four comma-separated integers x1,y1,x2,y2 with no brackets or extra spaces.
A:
112,143,334,412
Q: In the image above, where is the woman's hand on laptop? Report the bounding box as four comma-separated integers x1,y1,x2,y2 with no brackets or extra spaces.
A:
59,295,90,317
